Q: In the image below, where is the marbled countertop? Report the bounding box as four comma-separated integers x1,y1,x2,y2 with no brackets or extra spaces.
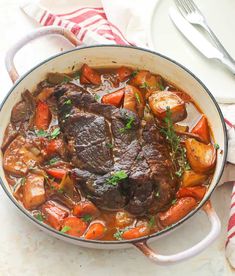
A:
0,0,235,275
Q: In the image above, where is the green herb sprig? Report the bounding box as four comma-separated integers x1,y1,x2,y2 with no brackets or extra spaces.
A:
61,226,71,233
82,214,93,223
107,171,128,186
119,116,135,133
161,107,190,177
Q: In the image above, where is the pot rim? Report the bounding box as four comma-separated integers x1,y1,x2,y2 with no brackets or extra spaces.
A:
0,44,228,245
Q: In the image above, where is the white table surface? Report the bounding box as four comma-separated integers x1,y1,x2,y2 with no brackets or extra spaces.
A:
0,0,235,275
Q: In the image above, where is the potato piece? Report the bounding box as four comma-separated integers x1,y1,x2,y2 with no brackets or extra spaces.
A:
182,170,208,187
185,138,216,173
3,136,41,176
115,211,134,228
123,85,145,117
148,91,186,122
173,124,189,133
23,173,46,210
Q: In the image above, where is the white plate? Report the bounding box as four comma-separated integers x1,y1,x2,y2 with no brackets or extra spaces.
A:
150,0,235,103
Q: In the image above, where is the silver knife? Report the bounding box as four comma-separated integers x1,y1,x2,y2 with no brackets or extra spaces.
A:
169,8,235,74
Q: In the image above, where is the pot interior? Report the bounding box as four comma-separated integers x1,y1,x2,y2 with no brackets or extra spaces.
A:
0,45,227,245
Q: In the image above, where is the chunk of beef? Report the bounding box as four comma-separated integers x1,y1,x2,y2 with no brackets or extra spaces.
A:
11,90,36,124
56,85,178,214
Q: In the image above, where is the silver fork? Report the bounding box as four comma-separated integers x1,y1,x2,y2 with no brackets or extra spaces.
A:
175,0,234,61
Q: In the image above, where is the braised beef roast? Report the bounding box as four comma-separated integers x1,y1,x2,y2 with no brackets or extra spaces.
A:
55,84,178,215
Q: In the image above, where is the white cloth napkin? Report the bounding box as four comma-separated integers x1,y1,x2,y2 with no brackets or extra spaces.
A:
18,0,235,268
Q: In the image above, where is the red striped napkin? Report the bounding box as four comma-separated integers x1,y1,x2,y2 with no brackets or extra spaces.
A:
21,0,235,267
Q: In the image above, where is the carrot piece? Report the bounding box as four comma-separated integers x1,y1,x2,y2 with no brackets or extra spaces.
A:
45,139,63,155
122,225,150,240
46,168,67,179
116,66,132,82
84,222,106,240
158,197,197,227
35,101,51,130
80,64,101,85
101,89,125,107
191,116,210,144
42,200,69,230
61,217,88,237
73,200,99,218
177,186,207,201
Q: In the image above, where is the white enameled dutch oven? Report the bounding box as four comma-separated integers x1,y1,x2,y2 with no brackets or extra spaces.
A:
0,26,228,265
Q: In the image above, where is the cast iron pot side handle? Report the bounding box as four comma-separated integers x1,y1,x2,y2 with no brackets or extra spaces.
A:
134,201,221,265
5,26,81,83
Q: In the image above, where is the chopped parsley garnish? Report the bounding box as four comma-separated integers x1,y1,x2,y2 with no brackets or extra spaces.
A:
94,94,101,101
50,127,60,139
161,107,190,177
139,82,149,89
113,229,124,240
107,171,128,185
159,83,165,91
61,226,71,233
20,177,26,186
171,199,177,205
64,99,72,105
35,129,48,137
73,71,80,79
119,116,135,133
62,76,71,83
106,142,113,149
135,93,141,104
131,70,139,78
148,216,155,228
35,128,61,140
82,214,93,223
214,143,220,150
49,157,60,165
57,189,64,194
36,213,44,222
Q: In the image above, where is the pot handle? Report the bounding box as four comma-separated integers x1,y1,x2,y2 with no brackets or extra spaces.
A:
134,201,220,265
5,26,81,84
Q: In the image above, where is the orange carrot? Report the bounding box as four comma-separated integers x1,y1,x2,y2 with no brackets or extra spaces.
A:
73,200,99,218
45,139,63,155
177,186,207,201
35,101,51,130
191,116,210,144
158,197,197,227
80,64,101,85
46,168,67,179
116,66,132,82
122,225,150,240
84,222,106,240
61,217,88,237
101,89,125,107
